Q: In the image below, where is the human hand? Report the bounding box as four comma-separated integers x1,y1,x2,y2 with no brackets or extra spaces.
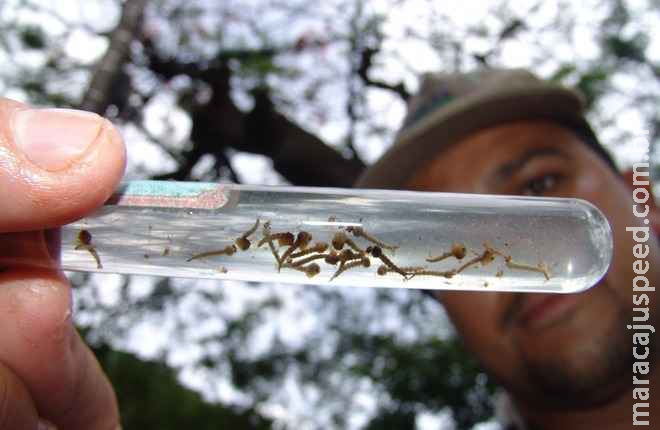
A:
0,98,125,429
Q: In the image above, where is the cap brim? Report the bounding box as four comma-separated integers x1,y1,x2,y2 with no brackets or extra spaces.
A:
355,84,594,189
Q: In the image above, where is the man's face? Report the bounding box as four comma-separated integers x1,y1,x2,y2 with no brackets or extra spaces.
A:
405,120,660,409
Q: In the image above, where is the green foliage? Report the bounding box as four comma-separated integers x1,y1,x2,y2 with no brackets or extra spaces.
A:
237,52,281,79
210,291,495,428
575,67,610,109
603,33,649,63
92,343,273,430
20,79,73,107
19,25,45,49
363,408,417,430
549,64,576,84
22,79,45,95
343,335,496,428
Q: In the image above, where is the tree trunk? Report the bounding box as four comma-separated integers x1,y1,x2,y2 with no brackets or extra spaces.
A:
80,0,149,114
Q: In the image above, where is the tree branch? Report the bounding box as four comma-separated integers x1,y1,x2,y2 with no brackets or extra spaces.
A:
243,88,365,186
80,0,149,113
357,47,410,101
145,53,365,186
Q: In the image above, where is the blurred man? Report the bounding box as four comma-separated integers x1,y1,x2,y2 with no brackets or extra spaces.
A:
356,69,659,429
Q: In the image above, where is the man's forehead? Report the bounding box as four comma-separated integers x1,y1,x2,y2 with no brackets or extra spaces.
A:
449,120,578,157
406,120,579,189
494,147,567,180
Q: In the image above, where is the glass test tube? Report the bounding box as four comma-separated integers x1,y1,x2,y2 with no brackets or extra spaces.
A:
6,181,613,293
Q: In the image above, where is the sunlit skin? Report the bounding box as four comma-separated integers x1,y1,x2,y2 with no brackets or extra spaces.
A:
405,120,660,429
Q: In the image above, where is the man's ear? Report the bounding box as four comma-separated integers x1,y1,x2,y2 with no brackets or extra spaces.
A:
622,169,660,234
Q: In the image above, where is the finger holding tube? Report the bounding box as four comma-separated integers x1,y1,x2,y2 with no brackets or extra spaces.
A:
0,97,124,429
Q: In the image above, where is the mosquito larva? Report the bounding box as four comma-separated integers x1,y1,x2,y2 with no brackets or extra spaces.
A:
280,231,313,268
426,252,451,263
454,247,496,274
331,232,366,255
329,256,370,281
346,226,398,252
367,246,409,279
289,242,329,259
282,262,321,278
406,269,456,280
426,242,466,262
338,249,363,264
483,244,508,259
331,249,366,278
235,218,261,251
261,221,283,267
324,250,340,265
296,231,313,249
288,252,331,267
75,229,103,269
450,242,466,259
235,237,250,252
186,244,237,262
332,232,346,250
267,242,282,267
304,263,321,278
257,232,294,248
401,266,428,273
76,229,91,245
376,265,427,276
505,260,551,280
485,244,551,280
244,218,260,237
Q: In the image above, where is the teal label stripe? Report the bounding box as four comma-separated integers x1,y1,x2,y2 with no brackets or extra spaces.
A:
107,180,232,210
116,180,218,198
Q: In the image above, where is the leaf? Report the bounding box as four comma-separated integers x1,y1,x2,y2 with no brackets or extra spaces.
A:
19,25,46,49
603,33,648,63
92,344,274,429
576,67,610,109
549,64,576,83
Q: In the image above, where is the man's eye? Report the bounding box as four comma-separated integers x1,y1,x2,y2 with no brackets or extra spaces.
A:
522,174,560,196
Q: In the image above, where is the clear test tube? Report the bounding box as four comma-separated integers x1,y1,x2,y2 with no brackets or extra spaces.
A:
3,181,613,293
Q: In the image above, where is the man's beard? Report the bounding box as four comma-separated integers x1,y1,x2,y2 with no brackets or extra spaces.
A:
516,293,653,410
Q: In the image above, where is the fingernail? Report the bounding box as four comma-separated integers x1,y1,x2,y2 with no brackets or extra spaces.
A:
37,418,57,430
12,108,104,172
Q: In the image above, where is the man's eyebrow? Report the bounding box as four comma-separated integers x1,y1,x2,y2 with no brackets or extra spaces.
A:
494,147,568,180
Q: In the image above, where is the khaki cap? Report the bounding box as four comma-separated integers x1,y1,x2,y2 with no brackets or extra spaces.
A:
355,68,614,189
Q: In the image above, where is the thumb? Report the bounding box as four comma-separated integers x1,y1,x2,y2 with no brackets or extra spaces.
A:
0,98,125,232
0,97,124,429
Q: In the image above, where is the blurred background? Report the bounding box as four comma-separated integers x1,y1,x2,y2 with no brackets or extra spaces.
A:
1,0,659,428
